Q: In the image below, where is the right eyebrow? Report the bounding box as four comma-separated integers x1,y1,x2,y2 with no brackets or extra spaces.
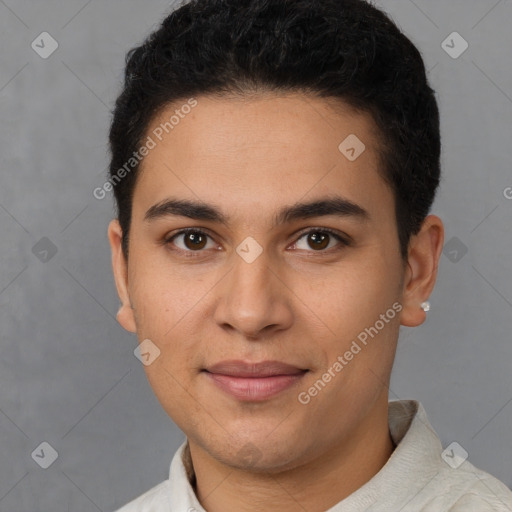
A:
144,198,229,225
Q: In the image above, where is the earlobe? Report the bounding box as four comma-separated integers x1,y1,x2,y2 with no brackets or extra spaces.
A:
399,215,444,327
107,219,137,333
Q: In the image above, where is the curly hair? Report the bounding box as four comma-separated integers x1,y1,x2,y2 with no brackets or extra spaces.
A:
109,0,441,260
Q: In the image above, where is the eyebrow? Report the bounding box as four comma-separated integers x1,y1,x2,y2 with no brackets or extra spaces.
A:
144,196,369,226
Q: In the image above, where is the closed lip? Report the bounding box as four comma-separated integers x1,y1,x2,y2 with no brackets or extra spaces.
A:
204,360,308,377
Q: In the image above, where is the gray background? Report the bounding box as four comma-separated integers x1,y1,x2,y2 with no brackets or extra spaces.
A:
0,0,511,510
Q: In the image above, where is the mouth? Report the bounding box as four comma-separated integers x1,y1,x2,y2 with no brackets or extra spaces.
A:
202,360,308,401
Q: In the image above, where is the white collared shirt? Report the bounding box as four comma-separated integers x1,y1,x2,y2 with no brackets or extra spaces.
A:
115,400,512,511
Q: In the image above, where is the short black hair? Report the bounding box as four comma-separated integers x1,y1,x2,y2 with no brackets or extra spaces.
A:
109,0,441,261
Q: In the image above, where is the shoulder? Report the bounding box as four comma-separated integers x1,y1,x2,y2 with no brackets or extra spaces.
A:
114,480,171,512
423,464,512,511
391,401,512,511
449,473,512,511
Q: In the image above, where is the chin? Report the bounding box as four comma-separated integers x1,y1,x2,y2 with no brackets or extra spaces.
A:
209,436,307,474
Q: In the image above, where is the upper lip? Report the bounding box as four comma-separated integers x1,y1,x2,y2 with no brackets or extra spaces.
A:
205,360,307,377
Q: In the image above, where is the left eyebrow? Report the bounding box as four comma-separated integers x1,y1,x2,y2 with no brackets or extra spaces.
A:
143,196,370,226
275,196,369,225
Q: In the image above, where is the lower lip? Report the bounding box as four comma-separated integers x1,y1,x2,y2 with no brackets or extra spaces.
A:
205,372,306,401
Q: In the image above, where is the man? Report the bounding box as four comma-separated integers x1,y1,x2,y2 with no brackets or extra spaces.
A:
107,0,512,510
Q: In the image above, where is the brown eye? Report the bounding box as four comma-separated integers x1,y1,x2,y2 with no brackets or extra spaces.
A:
307,232,330,250
183,232,207,250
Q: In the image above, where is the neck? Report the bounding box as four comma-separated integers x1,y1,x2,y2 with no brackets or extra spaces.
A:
187,399,394,512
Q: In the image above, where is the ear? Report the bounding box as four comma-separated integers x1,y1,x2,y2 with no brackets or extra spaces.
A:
107,219,137,333
400,214,444,327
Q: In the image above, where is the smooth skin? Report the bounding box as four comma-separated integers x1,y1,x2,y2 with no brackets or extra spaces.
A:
108,92,444,512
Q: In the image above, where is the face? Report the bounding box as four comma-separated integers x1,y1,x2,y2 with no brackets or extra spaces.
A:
109,92,440,472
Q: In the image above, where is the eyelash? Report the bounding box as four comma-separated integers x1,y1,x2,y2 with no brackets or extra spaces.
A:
162,227,352,258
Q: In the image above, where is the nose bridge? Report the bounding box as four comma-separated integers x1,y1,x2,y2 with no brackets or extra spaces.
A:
214,241,293,336
233,246,273,293
230,243,277,308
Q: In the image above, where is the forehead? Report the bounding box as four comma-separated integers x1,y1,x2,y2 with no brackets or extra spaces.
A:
132,93,394,226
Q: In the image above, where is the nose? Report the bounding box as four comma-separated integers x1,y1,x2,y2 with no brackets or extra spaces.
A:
213,244,294,340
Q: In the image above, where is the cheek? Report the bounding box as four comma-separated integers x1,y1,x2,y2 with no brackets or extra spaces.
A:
308,257,402,373
129,255,204,337
317,261,399,330
143,364,203,431
128,258,209,375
